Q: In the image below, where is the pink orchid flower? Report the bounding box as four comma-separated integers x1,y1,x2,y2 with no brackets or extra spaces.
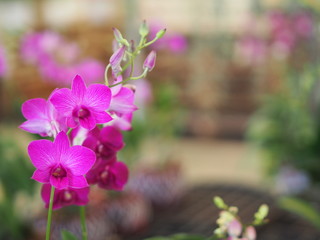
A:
86,160,129,191
83,126,124,160
28,131,96,189
109,86,138,115
20,96,67,137
50,75,112,130
107,83,137,131
41,184,89,210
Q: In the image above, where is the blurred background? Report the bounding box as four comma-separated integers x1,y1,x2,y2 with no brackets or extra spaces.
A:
1,0,320,239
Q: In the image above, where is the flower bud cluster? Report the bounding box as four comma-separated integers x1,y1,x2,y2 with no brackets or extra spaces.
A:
213,196,268,240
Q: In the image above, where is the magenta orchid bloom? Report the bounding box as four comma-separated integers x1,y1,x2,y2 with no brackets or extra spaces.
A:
109,86,138,115
50,75,112,130
83,126,124,159
86,160,129,191
28,131,96,189
41,184,90,210
106,84,137,131
20,97,67,137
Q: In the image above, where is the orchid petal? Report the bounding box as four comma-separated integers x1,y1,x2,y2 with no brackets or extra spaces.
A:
19,119,52,136
50,175,69,190
21,98,48,120
71,75,86,101
61,145,96,175
84,84,111,111
28,139,55,169
50,88,76,116
68,175,89,189
31,169,50,183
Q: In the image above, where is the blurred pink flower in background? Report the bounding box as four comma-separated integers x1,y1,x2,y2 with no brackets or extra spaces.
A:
20,31,104,85
148,23,188,54
235,36,267,65
0,44,8,78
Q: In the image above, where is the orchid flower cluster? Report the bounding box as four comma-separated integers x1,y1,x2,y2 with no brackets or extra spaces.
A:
21,31,105,86
213,197,268,240
235,9,314,65
20,22,164,239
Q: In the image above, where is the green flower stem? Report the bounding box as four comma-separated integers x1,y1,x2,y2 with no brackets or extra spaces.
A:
104,64,111,85
45,186,55,240
109,68,148,88
80,206,88,240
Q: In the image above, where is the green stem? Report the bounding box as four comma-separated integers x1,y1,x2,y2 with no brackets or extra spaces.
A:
80,206,88,240
109,69,148,88
104,64,111,85
45,186,55,240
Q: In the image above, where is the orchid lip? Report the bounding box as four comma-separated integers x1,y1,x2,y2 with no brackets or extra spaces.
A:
51,166,67,178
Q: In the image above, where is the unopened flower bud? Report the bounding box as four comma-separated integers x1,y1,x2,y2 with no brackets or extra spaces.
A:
214,196,228,209
112,28,124,42
156,28,166,39
227,219,242,237
244,226,256,240
143,51,156,71
112,28,130,47
139,20,149,37
110,45,126,74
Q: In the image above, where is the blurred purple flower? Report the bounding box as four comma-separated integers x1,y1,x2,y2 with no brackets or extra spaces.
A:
0,44,8,78
28,131,96,189
148,23,188,54
275,165,310,195
293,12,314,37
41,184,89,210
20,31,104,85
235,36,267,65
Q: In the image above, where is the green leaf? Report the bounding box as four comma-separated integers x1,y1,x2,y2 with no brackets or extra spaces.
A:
278,197,320,229
61,230,78,240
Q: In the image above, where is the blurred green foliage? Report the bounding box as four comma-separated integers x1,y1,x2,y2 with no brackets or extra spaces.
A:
0,133,36,239
248,67,320,184
278,196,320,229
121,82,185,167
